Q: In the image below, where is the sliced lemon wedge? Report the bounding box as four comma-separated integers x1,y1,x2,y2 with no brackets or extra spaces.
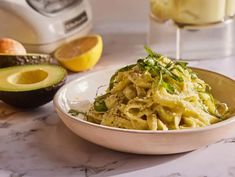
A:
54,35,103,72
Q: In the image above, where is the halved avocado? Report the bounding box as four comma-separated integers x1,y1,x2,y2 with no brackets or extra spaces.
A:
0,65,67,108
0,53,53,68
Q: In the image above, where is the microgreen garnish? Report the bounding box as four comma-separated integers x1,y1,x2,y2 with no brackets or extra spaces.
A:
137,47,183,83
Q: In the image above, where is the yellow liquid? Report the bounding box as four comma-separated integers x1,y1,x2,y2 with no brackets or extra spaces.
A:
151,0,229,25
150,0,173,22
226,0,235,16
173,0,225,25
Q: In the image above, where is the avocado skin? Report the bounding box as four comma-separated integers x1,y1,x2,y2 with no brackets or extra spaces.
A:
0,54,53,68
0,78,66,108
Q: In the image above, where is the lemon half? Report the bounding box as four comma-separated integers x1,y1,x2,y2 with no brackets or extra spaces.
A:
54,35,103,72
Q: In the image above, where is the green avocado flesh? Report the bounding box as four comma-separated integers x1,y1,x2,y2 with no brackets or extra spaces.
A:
0,65,67,108
0,53,53,68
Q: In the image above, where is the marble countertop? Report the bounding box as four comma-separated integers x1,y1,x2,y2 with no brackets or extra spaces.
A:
1,0,235,177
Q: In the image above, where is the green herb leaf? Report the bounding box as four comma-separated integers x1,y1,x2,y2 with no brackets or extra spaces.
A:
159,64,183,82
137,51,184,83
145,57,155,66
162,81,175,94
94,94,108,112
144,46,155,57
165,62,173,69
175,61,188,69
158,71,175,94
144,45,162,58
68,109,86,116
172,73,183,82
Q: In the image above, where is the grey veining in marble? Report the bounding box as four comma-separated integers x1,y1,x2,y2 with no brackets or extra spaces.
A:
1,0,235,177
1,33,235,177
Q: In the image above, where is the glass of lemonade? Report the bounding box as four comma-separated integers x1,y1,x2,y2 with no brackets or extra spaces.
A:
149,0,235,60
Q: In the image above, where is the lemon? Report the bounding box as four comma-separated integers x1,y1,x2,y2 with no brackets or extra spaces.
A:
54,35,103,72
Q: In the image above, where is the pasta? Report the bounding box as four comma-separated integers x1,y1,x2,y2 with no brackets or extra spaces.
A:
83,48,229,130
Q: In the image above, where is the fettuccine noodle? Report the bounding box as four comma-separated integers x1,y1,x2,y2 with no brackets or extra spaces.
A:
86,48,229,130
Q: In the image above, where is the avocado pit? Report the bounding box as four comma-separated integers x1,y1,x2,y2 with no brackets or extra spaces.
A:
8,69,48,85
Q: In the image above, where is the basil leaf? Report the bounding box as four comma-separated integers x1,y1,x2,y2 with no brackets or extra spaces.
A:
94,94,108,112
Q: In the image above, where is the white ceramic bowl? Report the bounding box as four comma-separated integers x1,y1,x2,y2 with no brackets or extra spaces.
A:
53,67,235,154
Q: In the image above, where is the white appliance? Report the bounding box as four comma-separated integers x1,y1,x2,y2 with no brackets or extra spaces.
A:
0,0,92,53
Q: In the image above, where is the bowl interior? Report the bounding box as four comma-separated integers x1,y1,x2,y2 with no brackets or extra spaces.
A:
57,69,113,113
195,68,235,108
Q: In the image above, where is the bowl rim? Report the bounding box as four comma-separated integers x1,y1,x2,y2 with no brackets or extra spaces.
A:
53,66,235,134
